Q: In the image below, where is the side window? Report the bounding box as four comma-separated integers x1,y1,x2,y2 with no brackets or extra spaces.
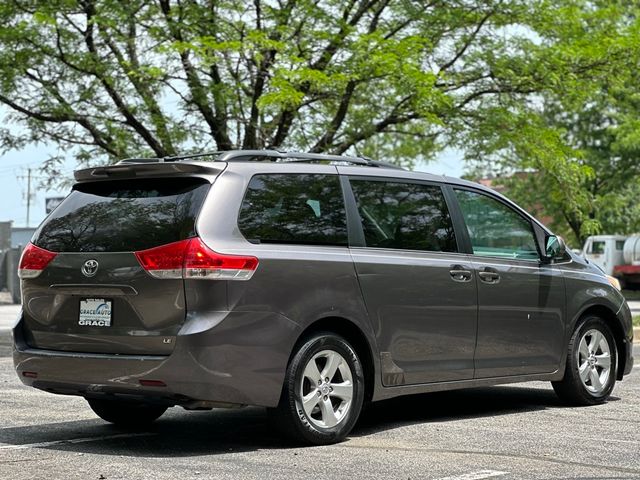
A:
590,241,605,254
349,179,457,252
454,189,539,261
238,174,348,246
616,240,625,251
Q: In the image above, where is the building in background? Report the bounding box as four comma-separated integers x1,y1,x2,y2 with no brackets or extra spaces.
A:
11,226,36,248
0,221,10,251
0,220,34,303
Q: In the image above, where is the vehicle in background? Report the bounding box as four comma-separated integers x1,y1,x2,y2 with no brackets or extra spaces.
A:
582,235,627,276
613,235,640,290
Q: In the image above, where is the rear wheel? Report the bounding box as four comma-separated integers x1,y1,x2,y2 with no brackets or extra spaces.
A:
87,398,167,426
552,315,617,405
269,333,365,445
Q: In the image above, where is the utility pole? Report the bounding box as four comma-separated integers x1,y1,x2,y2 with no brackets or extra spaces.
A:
26,168,31,227
18,168,34,227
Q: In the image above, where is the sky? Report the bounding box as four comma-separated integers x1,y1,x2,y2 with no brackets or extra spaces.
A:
0,143,72,228
0,131,465,229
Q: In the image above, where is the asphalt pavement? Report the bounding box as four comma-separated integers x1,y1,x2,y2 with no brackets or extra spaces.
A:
1,303,639,480
0,303,19,330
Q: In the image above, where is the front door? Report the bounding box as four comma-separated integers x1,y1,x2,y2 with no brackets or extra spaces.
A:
452,188,566,378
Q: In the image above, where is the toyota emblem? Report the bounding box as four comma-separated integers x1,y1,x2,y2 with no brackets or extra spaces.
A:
81,259,99,277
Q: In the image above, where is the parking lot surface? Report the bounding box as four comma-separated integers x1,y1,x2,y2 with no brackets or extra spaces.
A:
1,304,639,480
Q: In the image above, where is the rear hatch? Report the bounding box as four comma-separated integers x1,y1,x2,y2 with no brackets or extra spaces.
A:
19,174,213,355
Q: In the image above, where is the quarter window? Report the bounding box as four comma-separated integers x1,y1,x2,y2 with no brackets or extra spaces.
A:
238,174,348,246
349,179,457,252
454,189,539,261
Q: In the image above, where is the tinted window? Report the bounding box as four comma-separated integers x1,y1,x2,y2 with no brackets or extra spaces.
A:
616,240,625,251
454,189,539,260
238,174,348,246
34,178,210,252
349,179,457,252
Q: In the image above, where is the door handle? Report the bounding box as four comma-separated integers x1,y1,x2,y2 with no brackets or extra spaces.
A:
478,267,500,284
449,265,472,283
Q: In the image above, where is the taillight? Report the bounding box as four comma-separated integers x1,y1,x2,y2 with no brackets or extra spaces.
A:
18,243,57,279
134,239,189,279
134,238,258,281
184,237,259,280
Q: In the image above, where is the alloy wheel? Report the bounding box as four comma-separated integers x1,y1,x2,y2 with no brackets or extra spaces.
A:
298,349,354,428
577,328,612,394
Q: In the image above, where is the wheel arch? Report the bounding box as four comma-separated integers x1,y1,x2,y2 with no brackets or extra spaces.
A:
291,316,377,403
575,304,627,380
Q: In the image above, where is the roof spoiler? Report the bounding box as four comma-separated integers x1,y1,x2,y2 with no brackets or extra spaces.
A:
74,162,225,182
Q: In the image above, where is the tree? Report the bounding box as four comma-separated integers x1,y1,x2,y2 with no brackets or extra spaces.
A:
1,0,635,180
500,87,640,246
462,1,640,246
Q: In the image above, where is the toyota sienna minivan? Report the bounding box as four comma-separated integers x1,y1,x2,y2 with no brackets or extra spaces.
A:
13,150,634,445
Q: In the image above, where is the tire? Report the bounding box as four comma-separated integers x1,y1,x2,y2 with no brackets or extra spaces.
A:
552,315,617,405
268,332,365,445
87,398,167,427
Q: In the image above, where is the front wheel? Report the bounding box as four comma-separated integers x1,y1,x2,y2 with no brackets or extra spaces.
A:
552,315,617,405
87,398,167,427
269,333,365,445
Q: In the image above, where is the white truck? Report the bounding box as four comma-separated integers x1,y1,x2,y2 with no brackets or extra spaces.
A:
581,235,627,276
613,235,640,289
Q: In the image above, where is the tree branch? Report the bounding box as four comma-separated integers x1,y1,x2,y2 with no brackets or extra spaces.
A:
81,0,167,156
242,0,297,148
158,0,233,150
98,19,176,155
0,93,120,156
439,9,494,73
332,112,421,154
310,80,357,152
270,0,386,148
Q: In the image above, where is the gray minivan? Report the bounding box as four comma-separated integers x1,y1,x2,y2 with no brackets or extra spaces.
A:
13,150,634,445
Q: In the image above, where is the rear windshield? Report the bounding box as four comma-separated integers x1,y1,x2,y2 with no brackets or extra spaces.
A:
33,178,210,252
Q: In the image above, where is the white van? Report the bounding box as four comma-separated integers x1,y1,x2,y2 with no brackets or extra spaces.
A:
582,235,627,275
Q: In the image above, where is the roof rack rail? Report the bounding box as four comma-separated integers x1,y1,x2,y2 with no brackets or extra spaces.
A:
118,151,223,165
117,150,405,170
220,150,405,169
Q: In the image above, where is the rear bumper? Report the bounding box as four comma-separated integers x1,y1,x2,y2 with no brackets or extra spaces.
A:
13,310,301,408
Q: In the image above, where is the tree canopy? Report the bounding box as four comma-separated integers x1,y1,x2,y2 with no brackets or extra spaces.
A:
1,1,639,241
0,1,631,163
465,1,640,245
491,79,640,246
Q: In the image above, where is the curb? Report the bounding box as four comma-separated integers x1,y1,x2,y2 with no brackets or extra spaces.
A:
635,327,640,344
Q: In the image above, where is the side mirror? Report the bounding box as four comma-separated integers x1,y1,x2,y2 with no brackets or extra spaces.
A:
542,235,566,263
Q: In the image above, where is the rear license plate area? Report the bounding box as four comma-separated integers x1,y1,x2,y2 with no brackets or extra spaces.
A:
79,298,112,327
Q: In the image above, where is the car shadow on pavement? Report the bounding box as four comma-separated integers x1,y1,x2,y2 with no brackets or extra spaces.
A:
354,385,565,436
0,406,287,456
0,385,598,457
